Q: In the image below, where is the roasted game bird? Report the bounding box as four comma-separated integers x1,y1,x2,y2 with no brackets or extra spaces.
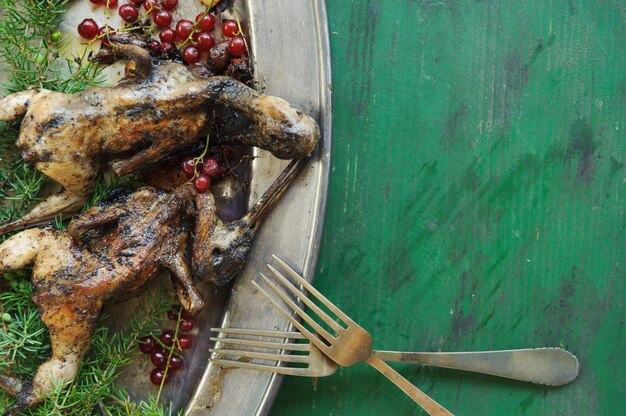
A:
0,44,320,235
0,159,304,415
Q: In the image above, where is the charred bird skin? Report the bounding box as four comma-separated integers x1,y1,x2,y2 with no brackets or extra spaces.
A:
0,160,305,414
0,44,320,236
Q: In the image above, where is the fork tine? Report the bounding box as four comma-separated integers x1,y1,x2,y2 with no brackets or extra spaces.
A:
272,255,353,324
266,264,344,334
210,358,311,377
259,273,336,344
211,328,307,340
210,348,310,364
252,281,332,355
210,336,310,352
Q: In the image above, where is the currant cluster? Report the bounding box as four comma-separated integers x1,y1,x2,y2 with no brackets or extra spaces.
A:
77,0,247,66
148,14,247,64
138,306,195,385
180,145,242,193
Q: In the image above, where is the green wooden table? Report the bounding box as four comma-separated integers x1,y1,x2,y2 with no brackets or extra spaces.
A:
272,1,625,415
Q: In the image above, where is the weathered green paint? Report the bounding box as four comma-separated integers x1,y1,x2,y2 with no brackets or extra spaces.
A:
272,1,625,415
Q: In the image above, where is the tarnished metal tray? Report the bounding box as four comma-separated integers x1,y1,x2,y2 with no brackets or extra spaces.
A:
184,1,331,414
59,0,331,414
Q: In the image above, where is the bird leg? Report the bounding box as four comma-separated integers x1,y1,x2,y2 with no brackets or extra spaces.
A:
201,76,320,159
9,296,103,412
0,90,39,121
0,156,99,236
0,191,86,235
109,43,153,79
0,229,44,272
111,121,202,176
192,158,307,286
164,253,206,315
67,199,128,238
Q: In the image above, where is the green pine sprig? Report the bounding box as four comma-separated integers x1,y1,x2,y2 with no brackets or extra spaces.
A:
0,0,102,94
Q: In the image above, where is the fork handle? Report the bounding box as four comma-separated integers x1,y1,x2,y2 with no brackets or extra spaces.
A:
364,354,454,416
373,348,579,386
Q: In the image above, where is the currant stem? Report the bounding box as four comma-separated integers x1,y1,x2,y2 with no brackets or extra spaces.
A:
156,307,184,401
233,8,250,54
192,133,211,179
180,7,211,49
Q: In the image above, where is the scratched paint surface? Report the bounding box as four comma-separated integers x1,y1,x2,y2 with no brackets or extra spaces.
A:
271,1,625,415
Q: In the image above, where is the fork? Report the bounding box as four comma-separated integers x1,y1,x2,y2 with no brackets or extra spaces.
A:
211,328,337,377
209,328,580,386
249,255,454,416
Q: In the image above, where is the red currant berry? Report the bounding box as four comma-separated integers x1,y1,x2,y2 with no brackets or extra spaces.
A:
181,156,198,177
143,0,158,11
228,36,246,56
159,27,177,43
151,350,167,369
154,10,173,27
180,319,193,332
222,20,239,37
176,20,194,41
196,13,216,32
97,26,115,46
193,174,211,193
119,4,139,22
152,343,164,354
196,32,215,52
160,41,175,55
138,336,156,353
181,309,193,321
77,19,99,40
148,39,161,52
89,0,102,5
183,45,200,64
160,330,175,347
161,0,178,10
104,0,118,8
202,157,221,178
150,368,167,385
169,354,184,370
167,308,180,321
178,334,192,349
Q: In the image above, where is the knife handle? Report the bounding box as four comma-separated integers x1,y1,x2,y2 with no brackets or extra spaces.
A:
374,348,579,386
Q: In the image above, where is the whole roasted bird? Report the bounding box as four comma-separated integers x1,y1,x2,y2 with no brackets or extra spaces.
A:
0,44,320,235
0,158,304,415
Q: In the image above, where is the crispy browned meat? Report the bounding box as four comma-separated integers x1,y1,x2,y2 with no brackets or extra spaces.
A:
0,160,303,414
0,45,320,235
192,158,305,286
0,184,205,414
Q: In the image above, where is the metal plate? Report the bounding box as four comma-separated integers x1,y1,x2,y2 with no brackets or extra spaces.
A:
185,1,332,414
56,0,331,414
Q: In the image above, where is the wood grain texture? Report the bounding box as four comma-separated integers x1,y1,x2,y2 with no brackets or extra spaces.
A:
272,0,626,414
